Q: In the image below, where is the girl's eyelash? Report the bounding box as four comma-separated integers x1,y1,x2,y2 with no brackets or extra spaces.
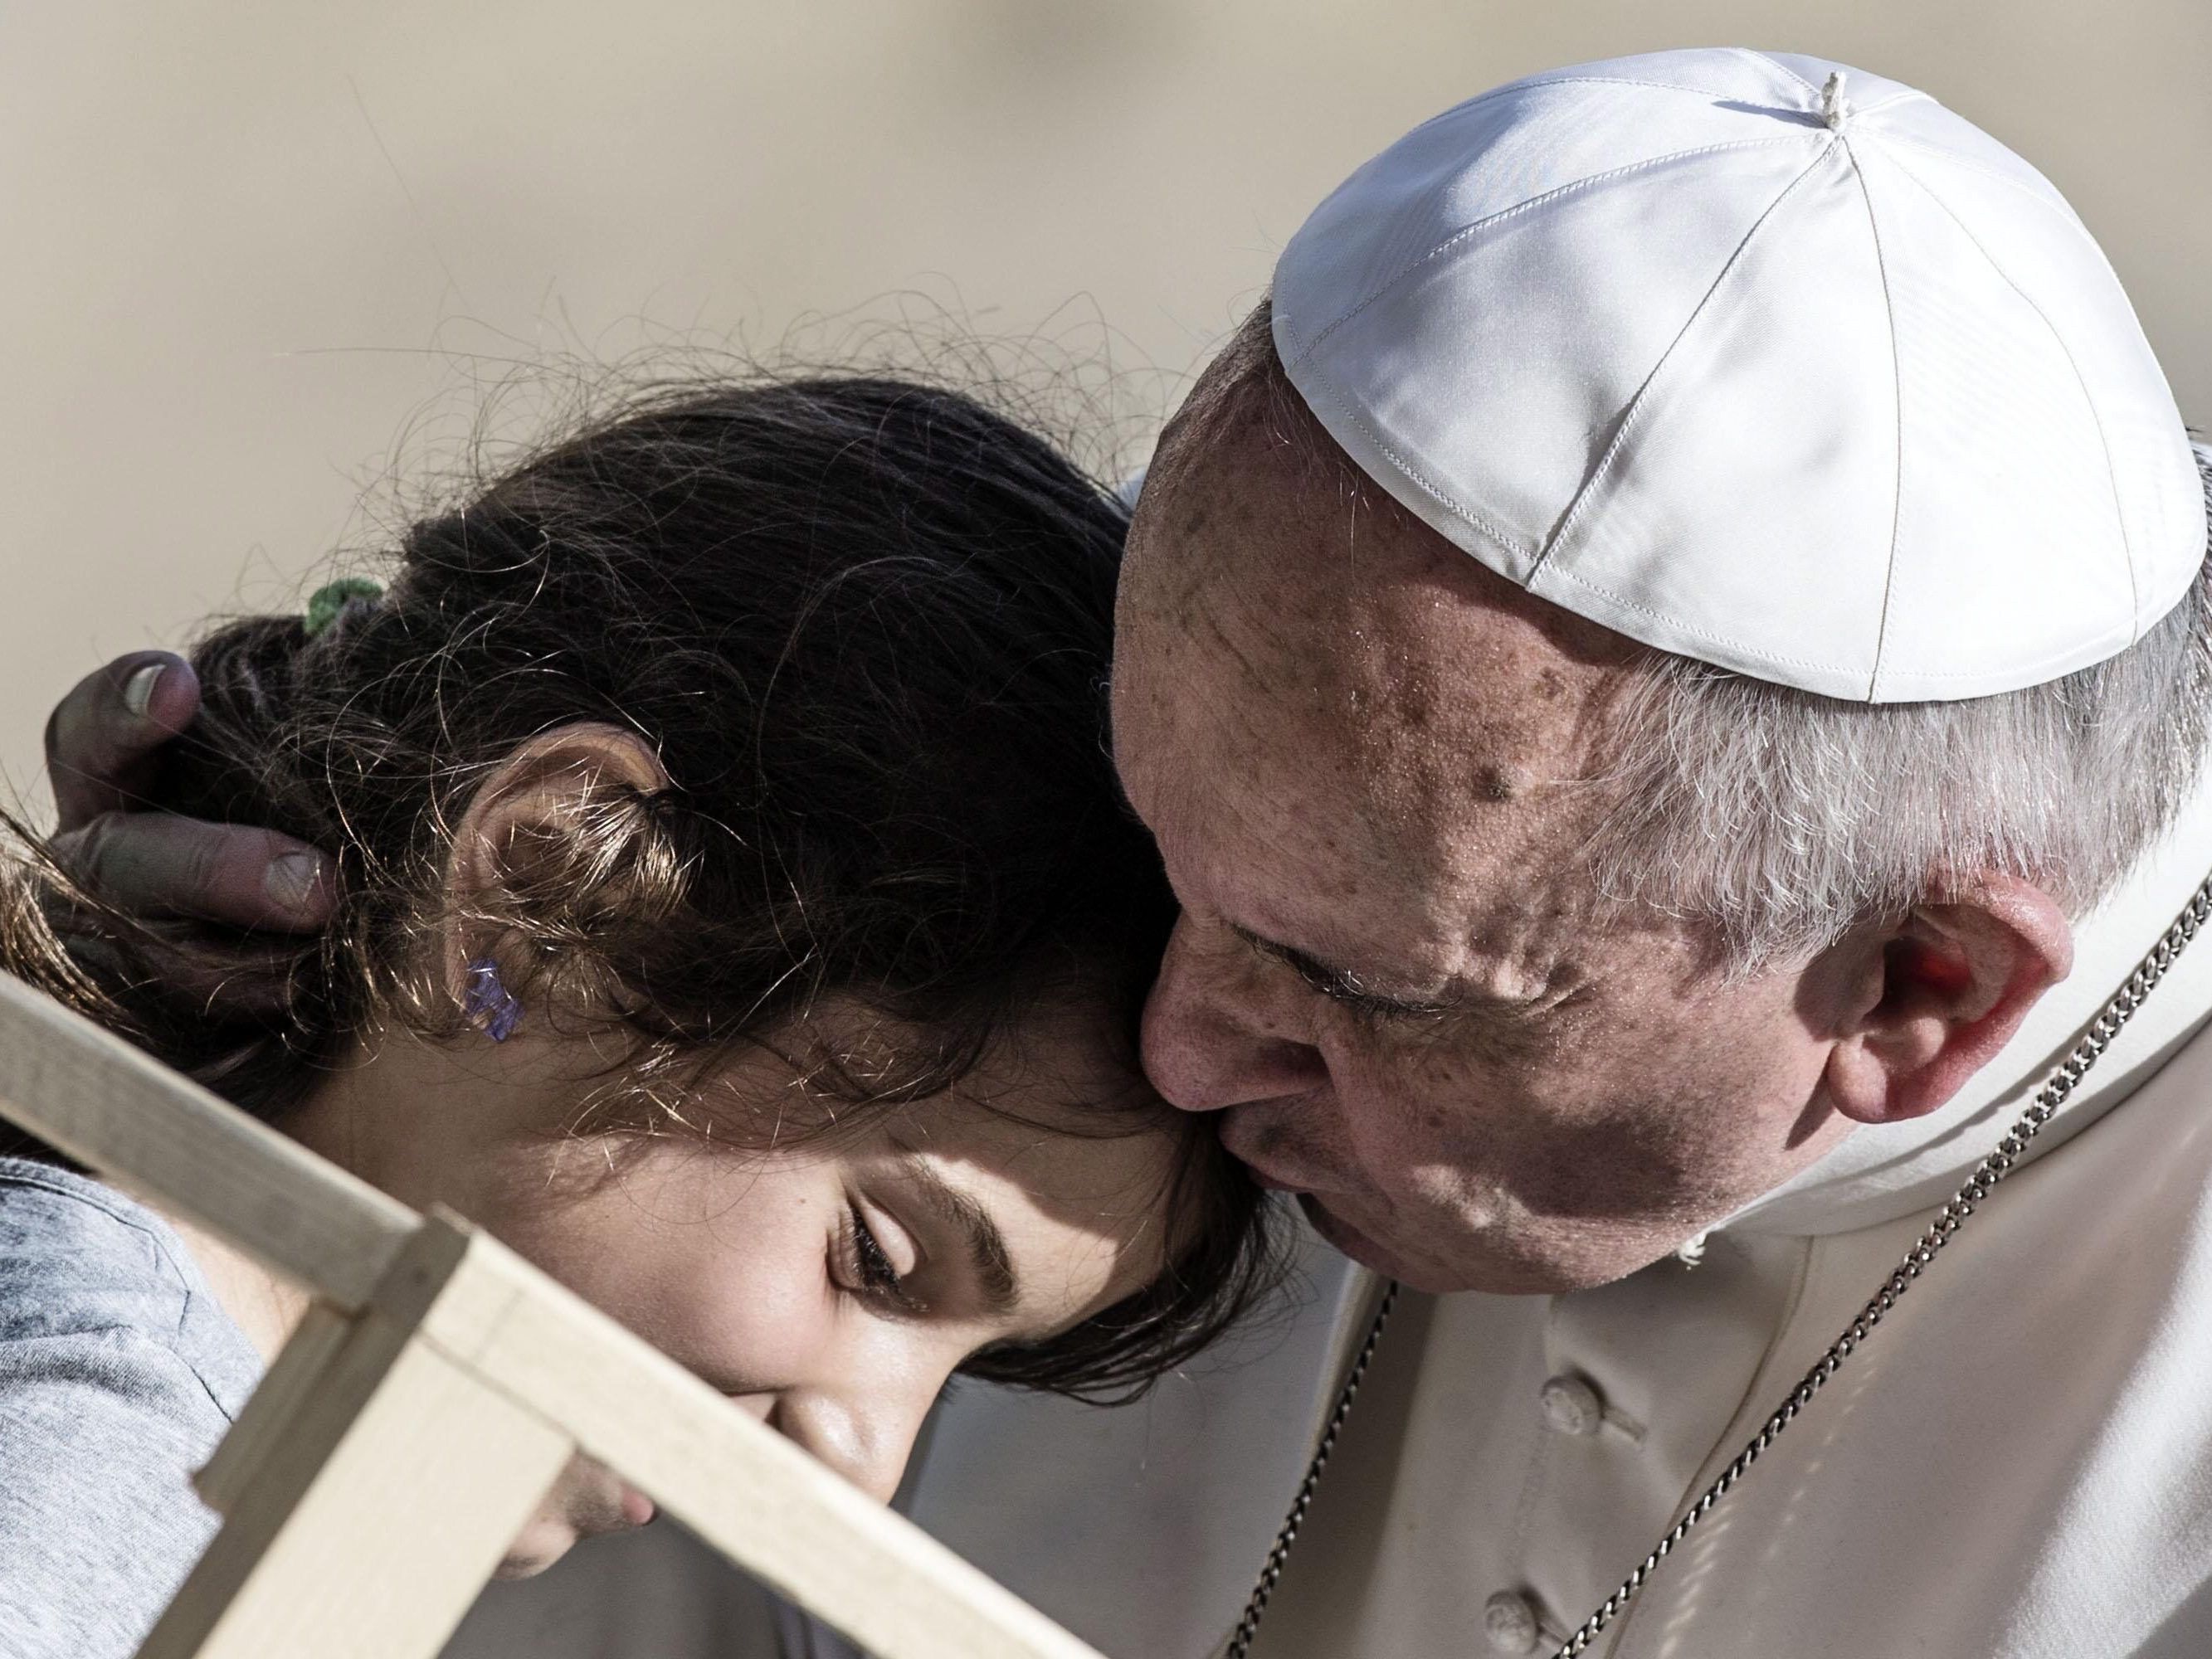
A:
850,1206,902,1291
846,1204,923,1312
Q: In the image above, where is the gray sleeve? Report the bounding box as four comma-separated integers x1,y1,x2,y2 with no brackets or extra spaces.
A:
0,1324,231,1659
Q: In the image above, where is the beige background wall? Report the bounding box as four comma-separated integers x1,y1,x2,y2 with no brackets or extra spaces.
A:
3,0,2206,799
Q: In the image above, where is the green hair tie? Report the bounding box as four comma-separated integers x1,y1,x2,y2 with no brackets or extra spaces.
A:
304,577,384,640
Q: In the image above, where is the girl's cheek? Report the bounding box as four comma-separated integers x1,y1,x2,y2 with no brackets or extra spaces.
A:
617,1212,850,1393
682,1261,840,1387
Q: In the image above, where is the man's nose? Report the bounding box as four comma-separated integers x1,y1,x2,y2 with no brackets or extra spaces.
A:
765,1379,939,1504
1142,913,1330,1113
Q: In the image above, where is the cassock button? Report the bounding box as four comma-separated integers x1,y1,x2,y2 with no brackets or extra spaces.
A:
1538,1374,1605,1435
1483,1588,1542,1653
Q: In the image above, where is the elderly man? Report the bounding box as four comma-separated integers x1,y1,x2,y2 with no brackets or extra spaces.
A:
42,47,2212,1659
1092,45,2212,1659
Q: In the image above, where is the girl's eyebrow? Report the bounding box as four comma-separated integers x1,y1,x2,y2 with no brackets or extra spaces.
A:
901,1160,1020,1316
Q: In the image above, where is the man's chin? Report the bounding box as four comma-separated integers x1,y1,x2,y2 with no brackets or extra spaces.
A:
1297,1193,1454,1287
1296,1192,1669,1297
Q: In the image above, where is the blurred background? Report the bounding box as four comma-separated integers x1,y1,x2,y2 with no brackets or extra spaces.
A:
4,0,2209,795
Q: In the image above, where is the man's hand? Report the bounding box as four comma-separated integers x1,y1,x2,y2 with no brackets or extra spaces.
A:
45,650,335,932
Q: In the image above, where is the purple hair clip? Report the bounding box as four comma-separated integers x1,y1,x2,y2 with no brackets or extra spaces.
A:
463,956,523,1043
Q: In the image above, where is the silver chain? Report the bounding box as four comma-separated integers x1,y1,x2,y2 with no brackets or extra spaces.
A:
1220,1281,1400,1659
1221,869,2212,1659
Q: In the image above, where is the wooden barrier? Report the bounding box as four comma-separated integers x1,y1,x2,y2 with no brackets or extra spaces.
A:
0,973,1108,1659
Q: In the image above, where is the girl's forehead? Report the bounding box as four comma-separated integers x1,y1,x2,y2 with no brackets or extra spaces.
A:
873,1109,1183,1229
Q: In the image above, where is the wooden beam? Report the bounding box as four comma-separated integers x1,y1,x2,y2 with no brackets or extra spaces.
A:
411,1214,1110,1659
0,974,1111,1659
0,973,414,1307
193,1301,353,1517
140,1219,574,1659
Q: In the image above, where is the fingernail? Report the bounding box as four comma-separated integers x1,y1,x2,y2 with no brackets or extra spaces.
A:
123,663,165,718
264,851,326,914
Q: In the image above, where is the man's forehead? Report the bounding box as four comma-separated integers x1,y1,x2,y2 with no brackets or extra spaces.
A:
1138,738,1571,1000
1119,630,1574,971
1117,369,1637,930
1137,393,1621,682
1123,484,1602,830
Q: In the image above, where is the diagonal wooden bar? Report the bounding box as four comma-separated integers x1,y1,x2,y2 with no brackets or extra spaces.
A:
139,1220,577,1659
407,1219,1111,1659
0,973,1110,1659
193,1302,353,1517
0,973,417,1306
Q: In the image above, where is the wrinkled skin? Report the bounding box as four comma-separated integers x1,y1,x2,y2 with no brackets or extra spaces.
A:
1111,362,2070,1296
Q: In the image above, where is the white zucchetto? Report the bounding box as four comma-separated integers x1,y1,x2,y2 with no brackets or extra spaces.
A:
1270,48,2205,701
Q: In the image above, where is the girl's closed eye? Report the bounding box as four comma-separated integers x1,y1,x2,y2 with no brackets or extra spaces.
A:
839,1199,927,1314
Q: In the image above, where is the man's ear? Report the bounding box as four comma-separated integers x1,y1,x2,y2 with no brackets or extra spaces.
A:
1823,873,2074,1126
441,722,672,1000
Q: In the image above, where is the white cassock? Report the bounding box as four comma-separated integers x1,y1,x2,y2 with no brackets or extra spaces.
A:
904,771,2212,1659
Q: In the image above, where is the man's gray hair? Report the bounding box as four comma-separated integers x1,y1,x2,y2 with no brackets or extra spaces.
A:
1220,302,2212,969
1592,488,2212,967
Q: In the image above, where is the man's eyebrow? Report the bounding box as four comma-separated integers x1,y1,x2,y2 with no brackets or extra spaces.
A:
904,1160,1020,1316
1231,923,1362,991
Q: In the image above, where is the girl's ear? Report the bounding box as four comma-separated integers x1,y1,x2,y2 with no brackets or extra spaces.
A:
440,723,674,1014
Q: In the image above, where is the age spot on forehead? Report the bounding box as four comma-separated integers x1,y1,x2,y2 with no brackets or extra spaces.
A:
1475,761,1532,803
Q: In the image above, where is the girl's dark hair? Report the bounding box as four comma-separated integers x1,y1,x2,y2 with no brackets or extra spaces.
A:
7,373,1276,1401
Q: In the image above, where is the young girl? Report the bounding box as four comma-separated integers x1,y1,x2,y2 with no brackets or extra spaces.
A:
0,374,1273,1657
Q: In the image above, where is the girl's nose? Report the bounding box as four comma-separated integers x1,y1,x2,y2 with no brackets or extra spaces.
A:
766,1379,942,1503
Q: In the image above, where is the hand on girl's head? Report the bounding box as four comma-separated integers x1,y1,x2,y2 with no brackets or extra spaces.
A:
45,649,338,936
12,374,1274,1586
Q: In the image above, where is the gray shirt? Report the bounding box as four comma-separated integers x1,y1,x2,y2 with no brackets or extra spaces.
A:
0,1155,262,1659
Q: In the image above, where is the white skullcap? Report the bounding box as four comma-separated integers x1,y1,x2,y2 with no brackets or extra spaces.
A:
1271,48,2205,702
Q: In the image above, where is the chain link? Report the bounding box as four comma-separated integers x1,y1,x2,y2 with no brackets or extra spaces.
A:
1551,870,2212,1657
1220,870,2212,1659
1220,1282,1400,1659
